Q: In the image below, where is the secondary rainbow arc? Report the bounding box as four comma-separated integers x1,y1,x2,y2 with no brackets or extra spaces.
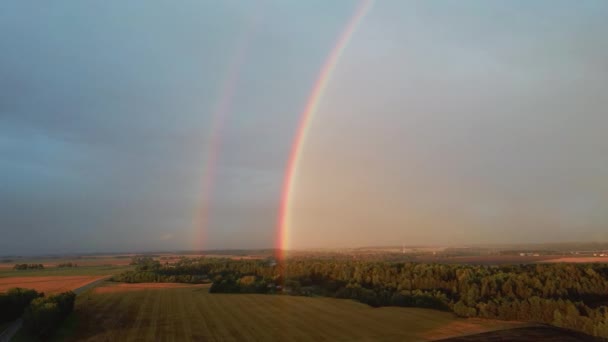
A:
195,14,260,251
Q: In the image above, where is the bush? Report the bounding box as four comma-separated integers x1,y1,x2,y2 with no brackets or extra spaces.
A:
0,288,43,323
23,291,76,337
209,277,241,293
453,300,477,317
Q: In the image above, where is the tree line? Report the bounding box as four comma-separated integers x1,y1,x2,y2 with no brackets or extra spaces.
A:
57,262,78,268
13,263,44,270
113,257,608,338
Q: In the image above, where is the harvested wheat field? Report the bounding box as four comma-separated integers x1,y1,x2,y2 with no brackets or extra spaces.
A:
54,284,525,341
0,276,107,294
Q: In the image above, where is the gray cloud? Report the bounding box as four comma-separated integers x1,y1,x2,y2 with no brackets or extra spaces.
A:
1,1,607,254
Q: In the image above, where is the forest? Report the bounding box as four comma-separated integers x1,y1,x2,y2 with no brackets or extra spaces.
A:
112,257,608,338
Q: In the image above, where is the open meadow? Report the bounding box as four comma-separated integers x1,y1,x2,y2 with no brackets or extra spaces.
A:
49,283,525,342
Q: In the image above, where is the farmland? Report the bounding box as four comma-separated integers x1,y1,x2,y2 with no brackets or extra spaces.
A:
439,326,604,342
0,276,108,294
51,283,524,341
3,253,607,340
0,265,134,278
0,256,133,269
0,263,133,309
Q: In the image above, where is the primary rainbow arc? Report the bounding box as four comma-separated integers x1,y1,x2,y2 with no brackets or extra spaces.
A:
277,0,374,258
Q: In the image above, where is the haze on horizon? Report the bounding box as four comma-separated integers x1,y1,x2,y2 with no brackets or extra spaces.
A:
1,1,607,255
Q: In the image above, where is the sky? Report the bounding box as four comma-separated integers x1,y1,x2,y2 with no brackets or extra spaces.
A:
1,1,607,255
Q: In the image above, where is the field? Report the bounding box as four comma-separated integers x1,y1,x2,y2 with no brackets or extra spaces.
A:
0,253,263,270
0,256,133,269
439,326,604,342
50,283,524,342
0,276,109,294
412,255,556,265
0,264,133,296
0,265,133,278
411,255,608,265
538,257,608,264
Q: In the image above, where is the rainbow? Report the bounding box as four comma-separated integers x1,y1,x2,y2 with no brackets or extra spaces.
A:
195,14,260,251
276,0,374,259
